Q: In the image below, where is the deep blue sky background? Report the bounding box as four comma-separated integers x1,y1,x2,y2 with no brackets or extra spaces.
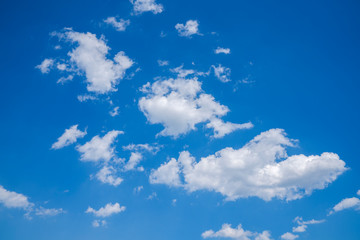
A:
0,0,360,239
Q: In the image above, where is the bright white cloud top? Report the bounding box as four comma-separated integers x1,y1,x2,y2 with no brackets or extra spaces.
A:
139,77,253,138
104,17,130,31
175,20,200,38
76,130,123,162
41,29,134,94
130,0,163,15
51,125,87,149
86,203,125,217
215,47,231,54
202,223,272,240
150,128,347,201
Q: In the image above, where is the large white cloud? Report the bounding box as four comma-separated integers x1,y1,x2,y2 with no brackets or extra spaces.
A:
50,29,133,94
51,124,87,149
202,223,272,240
76,130,123,162
150,129,347,201
86,202,125,217
175,20,200,38
130,0,163,15
139,77,252,138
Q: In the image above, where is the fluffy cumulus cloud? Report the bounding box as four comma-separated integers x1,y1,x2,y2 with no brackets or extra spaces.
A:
330,197,360,214
76,130,123,162
281,232,298,240
95,166,123,186
49,29,133,94
202,223,272,240
36,58,54,74
86,203,125,217
130,0,163,15
139,77,252,138
215,47,231,54
51,125,87,149
212,64,231,83
104,17,130,31
175,20,200,38
150,129,347,201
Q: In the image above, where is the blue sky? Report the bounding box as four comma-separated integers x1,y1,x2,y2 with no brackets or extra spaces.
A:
1,0,360,239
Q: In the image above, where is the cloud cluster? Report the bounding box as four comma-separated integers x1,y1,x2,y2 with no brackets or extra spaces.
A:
150,129,347,201
39,29,134,95
130,0,163,15
329,190,360,214
202,223,272,240
139,77,252,138
0,185,64,218
175,20,200,38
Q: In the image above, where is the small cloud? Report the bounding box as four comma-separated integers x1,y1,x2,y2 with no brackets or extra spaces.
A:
104,17,130,31
109,106,120,117
51,125,87,150
147,192,157,200
130,0,163,15
92,219,107,228
36,59,54,74
157,60,169,66
86,203,125,218
175,20,200,38
212,64,231,83
214,47,230,55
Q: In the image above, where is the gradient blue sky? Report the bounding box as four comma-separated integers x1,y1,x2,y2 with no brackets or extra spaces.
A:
1,0,360,239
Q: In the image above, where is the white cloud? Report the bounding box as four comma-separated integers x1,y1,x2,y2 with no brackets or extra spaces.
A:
86,203,125,218
158,60,169,66
55,29,133,94
170,65,196,78
281,232,298,240
109,106,120,117
330,197,360,214
34,207,66,216
150,129,347,201
77,94,98,102
0,186,64,218
215,47,231,54
139,77,252,138
51,125,87,150
357,189,360,196
122,143,161,154
57,75,73,84
202,223,272,240
133,185,143,194
175,20,200,38
130,0,163,15
104,17,130,31
92,219,107,227
76,130,123,162
95,166,123,186
292,216,325,233
212,64,231,83
123,152,143,171
36,58,54,74
0,185,32,209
